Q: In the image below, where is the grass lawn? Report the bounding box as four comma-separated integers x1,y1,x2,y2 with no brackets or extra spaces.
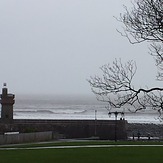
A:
0,146,163,163
0,142,163,163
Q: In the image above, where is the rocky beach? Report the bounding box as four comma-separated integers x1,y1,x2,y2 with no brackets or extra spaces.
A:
127,123,163,139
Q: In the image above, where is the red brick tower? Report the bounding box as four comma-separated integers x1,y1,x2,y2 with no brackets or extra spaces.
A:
0,83,15,123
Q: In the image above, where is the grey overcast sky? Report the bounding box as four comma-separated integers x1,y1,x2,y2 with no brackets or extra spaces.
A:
0,0,161,95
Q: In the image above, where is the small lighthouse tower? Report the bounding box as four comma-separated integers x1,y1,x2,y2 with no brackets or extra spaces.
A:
0,83,15,123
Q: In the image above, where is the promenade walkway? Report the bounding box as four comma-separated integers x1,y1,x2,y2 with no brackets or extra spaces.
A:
1,144,163,150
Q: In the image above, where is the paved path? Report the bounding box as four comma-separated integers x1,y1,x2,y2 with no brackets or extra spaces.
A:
1,144,163,150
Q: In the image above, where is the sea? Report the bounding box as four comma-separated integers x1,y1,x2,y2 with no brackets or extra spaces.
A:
1,94,162,124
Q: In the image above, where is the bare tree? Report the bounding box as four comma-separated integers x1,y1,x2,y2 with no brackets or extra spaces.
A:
88,59,163,114
118,0,163,79
88,0,163,117
118,0,163,43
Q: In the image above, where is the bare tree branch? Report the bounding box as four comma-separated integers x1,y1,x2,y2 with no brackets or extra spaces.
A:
117,0,163,44
88,60,163,114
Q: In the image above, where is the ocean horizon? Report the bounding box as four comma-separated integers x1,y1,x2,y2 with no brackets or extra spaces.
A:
1,94,162,124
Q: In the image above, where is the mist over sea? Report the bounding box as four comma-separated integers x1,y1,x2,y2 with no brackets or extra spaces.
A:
4,94,162,124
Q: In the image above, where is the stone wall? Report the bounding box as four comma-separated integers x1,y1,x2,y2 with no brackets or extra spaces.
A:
0,119,127,140
0,131,53,145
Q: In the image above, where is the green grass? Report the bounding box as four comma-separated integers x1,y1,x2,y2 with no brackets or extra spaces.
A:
0,146,163,163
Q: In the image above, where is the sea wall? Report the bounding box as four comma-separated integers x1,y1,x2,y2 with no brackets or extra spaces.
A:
0,131,53,145
0,119,127,140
